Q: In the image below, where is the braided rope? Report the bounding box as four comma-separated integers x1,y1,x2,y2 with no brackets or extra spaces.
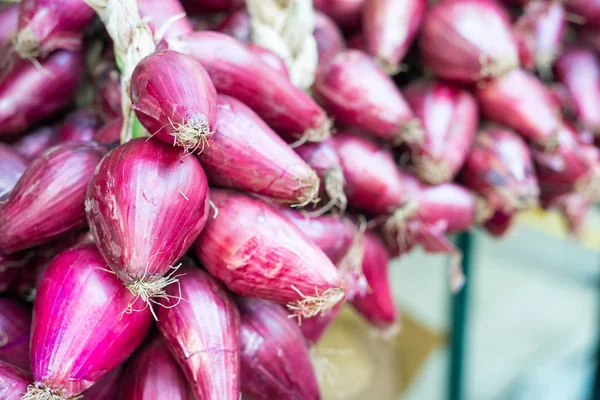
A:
86,0,156,143
246,0,319,90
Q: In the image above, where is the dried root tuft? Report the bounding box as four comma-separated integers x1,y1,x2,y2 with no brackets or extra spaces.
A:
291,171,321,208
300,118,333,145
307,166,347,216
22,385,78,400
397,119,423,146
474,196,494,224
287,286,345,323
478,54,518,81
13,28,41,60
381,201,419,253
413,156,451,185
169,118,213,153
576,167,600,203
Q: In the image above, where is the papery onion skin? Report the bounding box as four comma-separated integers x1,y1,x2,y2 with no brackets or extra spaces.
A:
0,50,84,138
193,189,344,318
331,132,408,216
29,245,152,398
0,360,30,400
0,298,31,371
163,31,331,143
238,298,320,400
475,68,561,149
314,50,420,145
420,0,519,83
86,138,210,291
0,143,27,201
459,126,539,214
403,80,478,184
351,232,397,328
138,0,194,40
554,47,600,136
157,265,240,400
0,143,104,254
197,95,318,206
363,0,426,74
119,337,192,400
131,51,218,152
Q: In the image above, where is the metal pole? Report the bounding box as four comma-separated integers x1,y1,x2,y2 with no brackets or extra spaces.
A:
449,232,474,400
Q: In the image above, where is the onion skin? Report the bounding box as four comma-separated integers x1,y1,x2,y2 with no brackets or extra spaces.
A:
29,245,152,398
0,143,104,254
417,183,482,233
163,31,331,143
331,133,408,216
566,0,600,29
0,143,27,201
314,50,420,145
314,11,345,67
532,124,600,201
0,298,31,371
55,110,101,144
13,0,95,59
157,265,240,400
193,189,344,318
0,50,84,138
420,0,519,83
86,138,210,294
0,4,18,46
363,0,426,74
483,210,514,237
94,118,122,147
12,127,58,162
475,68,560,149
403,80,478,184
281,209,357,264
197,95,319,206
313,0,364,32
131,51,218,152
119,337,192,400
298,304,342,344
0,360,30,400
82,364,124,400
218,9,251,43
351,232,396,328
247,45,290,79
554,48,600,136
238,298,320,400
459,126,539,214
514,1,565,73
138,0,193,40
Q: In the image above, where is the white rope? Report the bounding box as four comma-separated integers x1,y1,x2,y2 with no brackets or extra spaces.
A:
246,0,318,90
85,0,156,143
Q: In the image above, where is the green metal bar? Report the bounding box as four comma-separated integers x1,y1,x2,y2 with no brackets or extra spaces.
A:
449,232,474,400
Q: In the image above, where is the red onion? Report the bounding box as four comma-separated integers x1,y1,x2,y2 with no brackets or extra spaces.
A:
94,65,122,122
0,143,104,254
475,68,561,149
157,265,240,400
82,364,124,400
566,0,600,28
0,4,18,47
0,360,30,399
459,126,539,214
0,50,84,138
483,210,514,237
12,127,58,162
197,95,318,206
247,44,290,79
363,0,426,74
94,118,122,146
314,11,345,67
131,51,218,152
0,298,31,371
578,26,600,54
351,231,397,329
294,139,347,213
86,138,210,306
331,133,408,216
193,189,345,319
181,0,242,14
548,82,575,119
402,80,478,184
120,337,191,400
554,47,600,136
313,0,364,32
514,1,565,73
163,31,332,143
281,210,357,264
420,0,519,83
238,298,320,400
28,245,152,399
12,0,95,60
0,143,27,201
54,110,101,144
0,252,30,294
533,124,600,202
218,9,251,43
298,304,342,344
314,50,421,145
138,0,193,40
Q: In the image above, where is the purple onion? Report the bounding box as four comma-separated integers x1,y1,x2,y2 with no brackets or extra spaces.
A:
0,297,31,371
12,126,58,162
0,360,30,399
0,143,27,201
